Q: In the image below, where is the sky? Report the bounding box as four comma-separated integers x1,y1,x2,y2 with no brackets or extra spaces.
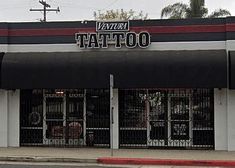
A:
0,0,235,22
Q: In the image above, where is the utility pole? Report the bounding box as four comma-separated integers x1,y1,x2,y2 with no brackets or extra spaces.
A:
30,0,60,22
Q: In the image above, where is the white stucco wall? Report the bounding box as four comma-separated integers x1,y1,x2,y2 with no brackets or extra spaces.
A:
2,41,226,53
227,90,235,151
214,88,228,150
0,90,8,147
0,90,20,147
8,90,20,147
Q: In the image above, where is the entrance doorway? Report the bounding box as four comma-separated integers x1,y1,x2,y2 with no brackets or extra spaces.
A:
147,90,192,147
43,90,85,146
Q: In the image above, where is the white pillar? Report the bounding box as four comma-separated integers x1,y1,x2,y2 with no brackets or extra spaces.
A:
112,89,119,149
214,88,228,150
8,90,20,147
227,89,235,151
0,90,8,147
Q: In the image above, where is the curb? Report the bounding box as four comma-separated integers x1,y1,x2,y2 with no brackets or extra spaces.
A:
97,157,235,167
0,157,97,163
2,156,235,167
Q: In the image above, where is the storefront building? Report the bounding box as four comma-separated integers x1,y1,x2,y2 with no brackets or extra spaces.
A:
0,17,235,150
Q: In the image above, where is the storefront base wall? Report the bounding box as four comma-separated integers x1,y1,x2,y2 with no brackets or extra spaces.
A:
0,90,20,147
214,88,228,150
1,88,235,150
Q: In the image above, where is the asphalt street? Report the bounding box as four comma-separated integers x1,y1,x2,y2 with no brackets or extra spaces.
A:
0,162,227,168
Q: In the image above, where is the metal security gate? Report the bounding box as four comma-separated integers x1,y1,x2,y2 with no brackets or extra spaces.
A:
20,90,43,145
119,90,147,147
119,89,214,149
43,89,85,146
147,90,193,148
86,89,110,147
20,89,110,147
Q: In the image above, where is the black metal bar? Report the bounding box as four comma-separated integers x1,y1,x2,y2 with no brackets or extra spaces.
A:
20,88,214,149
119,88,214,149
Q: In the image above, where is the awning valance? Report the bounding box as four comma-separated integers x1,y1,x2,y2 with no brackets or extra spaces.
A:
229,51,235,89
1,50,227,89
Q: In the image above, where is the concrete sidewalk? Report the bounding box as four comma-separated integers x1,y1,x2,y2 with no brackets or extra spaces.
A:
0,147,235,166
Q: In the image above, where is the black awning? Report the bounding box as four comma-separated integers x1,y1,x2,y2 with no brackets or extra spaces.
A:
230,51,235,89
1,50,227,89
0,52,4,88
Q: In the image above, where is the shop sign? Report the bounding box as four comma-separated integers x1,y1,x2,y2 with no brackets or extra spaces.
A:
96,21,129,32
75,21,151,49
171,121,189,140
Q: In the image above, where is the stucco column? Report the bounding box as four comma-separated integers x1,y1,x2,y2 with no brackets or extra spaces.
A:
0,90,8,147
8,90,20,147
214,88,228,150
227,89,235,151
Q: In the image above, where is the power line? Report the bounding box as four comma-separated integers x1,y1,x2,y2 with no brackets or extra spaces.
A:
30,0,60,22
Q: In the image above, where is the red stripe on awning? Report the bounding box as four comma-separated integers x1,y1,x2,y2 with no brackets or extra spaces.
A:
0,29,8,36
131,24,225,33
9,28,96,36
226,23,235,31
0,23,235,37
